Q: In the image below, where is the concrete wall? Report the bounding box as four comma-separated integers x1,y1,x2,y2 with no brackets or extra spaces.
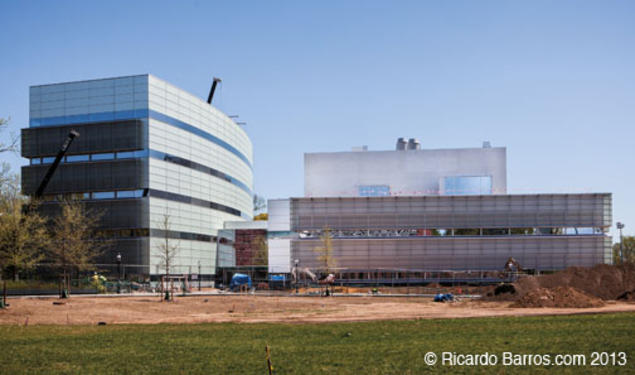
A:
267,199,293,273
304,147,506,197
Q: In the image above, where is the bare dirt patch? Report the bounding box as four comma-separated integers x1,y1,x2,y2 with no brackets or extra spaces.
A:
1,295,633,325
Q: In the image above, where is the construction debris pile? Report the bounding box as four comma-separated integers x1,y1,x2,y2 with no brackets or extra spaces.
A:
488,263,635,308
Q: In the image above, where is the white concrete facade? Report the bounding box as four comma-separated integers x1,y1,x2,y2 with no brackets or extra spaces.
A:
267,199,292,273
146,75,253,275
304,147,507,197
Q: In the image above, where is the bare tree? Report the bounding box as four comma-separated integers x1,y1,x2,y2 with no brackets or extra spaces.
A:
49,198,108,277
314,226,337,273
0,118,19,154
155,212,179,279
253,194,266,215
155,212,180,300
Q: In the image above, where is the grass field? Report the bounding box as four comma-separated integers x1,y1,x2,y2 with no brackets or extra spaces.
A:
1,313,633,374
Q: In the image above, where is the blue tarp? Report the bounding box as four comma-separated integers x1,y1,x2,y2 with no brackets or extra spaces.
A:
434,293,454,302
229,273,252,290
269,275,286,281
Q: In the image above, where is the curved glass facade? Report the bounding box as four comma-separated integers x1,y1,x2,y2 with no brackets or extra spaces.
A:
26,74,254,275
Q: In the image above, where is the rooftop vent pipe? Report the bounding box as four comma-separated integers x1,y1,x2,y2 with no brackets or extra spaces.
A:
207,77,222,104
407,138,421,150
396,137,407,150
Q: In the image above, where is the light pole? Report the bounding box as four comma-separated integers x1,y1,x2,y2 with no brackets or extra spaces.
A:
617,222,625,264
198,260,201,291
294,259,299,294
116,253,122,294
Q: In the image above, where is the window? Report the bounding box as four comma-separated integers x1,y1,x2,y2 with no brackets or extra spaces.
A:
66,154,89,162
92,191,115,199
116,150,147,159
116,190,144,198
31,158,41,165
358,185,391,197
443,176,492,195
91,153,115,161
42,157,55,164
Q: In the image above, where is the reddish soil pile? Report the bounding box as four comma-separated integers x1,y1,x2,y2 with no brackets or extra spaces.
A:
511,286,605,308
517,263,635,300
483,264,635,304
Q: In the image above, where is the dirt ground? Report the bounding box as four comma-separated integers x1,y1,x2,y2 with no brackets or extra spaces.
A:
1,295,634,325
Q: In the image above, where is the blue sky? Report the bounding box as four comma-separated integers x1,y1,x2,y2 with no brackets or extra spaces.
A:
0,1,633,235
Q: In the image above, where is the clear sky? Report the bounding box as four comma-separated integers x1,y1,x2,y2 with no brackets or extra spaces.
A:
0,1,633,236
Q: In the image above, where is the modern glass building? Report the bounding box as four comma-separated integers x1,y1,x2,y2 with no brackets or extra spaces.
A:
21,75,253,276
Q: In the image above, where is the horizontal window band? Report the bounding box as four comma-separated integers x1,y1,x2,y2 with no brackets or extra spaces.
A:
30,148,252,196
296,227,606,239
148,110,252,170
97,227,217,243
148,189,249,219
150,228,217,242
296,234,608,240
148,150,251,195
41,189,145,201
42,188,249,219
29,108,253,170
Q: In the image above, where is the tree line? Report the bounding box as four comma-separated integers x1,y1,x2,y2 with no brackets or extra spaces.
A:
0,118,106,281
0,174,107,281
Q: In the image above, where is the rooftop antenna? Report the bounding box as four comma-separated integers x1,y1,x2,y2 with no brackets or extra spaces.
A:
207,77,222,104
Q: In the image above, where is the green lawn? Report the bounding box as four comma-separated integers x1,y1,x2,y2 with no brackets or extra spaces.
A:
1,313,633,374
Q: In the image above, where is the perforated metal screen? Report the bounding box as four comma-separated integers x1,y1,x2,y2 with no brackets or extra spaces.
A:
290,194,611,231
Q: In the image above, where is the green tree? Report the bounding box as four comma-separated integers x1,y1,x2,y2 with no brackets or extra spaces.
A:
612,236,635,264
0,166,50,280
251,234,268,266
49,198,108,276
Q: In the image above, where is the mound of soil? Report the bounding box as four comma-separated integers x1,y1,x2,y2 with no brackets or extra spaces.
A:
511,286,605,308
534,264,634,300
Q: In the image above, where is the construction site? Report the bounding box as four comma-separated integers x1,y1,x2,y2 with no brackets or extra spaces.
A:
2,73,631,324
1,263,633,325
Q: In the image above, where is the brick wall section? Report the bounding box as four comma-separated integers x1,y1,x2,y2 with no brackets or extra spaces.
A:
234,229,267,266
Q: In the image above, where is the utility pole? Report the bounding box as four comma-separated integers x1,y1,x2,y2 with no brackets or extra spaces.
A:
617,222,625,264
198,260,201,291
116,253,122,294
294,259,299,294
